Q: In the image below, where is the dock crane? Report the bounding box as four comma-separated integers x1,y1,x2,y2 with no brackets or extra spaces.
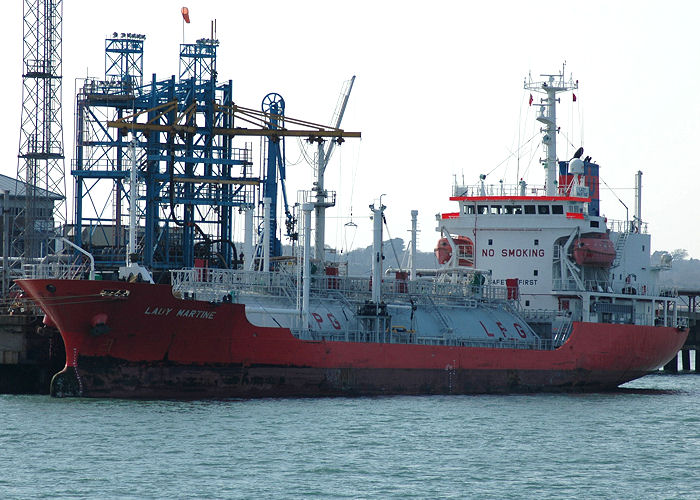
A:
109,99,360,141
107,95,360,267
312,76,356,263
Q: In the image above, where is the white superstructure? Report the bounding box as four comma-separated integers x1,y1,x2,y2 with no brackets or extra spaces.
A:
435,68,679,336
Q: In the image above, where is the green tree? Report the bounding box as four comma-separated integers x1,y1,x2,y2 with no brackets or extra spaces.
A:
671,249,689,261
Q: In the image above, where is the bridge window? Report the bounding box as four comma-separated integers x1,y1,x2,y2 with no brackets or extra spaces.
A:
538,205,550,214
552,205,563,214
463,205,475,214
524,205,535,214
490,205,501,214
478,205,488,214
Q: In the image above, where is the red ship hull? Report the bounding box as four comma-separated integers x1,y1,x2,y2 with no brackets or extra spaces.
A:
17,279,688,398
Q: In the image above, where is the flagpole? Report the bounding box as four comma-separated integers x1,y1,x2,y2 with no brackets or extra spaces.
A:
181,6,189,44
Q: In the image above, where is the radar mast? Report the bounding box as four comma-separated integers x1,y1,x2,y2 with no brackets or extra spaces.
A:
524,64,578,196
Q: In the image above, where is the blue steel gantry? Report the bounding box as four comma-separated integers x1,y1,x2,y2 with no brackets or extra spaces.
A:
261,92,294,259
74,35,256,274
73,34,359,279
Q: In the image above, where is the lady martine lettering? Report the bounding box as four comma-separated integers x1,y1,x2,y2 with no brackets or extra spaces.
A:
144,306,215,320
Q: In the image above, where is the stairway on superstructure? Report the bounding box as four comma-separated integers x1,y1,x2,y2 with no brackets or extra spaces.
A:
611,231,629,268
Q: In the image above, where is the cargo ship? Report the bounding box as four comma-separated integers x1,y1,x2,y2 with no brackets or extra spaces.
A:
17,69,687,398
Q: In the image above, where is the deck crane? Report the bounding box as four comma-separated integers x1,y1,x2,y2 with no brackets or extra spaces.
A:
313,76,356,262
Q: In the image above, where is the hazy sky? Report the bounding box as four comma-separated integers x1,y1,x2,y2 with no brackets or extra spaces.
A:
2,1,699,259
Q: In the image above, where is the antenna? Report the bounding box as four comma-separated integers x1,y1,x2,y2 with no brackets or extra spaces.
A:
524,65,578,196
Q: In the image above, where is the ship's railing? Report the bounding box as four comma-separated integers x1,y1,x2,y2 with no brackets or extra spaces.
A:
553,278,674,298
453,183,547,198
170,268,508,306
634,313,657,326
553,278,614,293
290,326,561,351
607,218,648,234
522,306,683,328
520,309,560,322
658,287,679,298
607,312,680,328
171,268,297,303
21,262,90,280
80,77,138,97
451,182,583,199
644,313,688,328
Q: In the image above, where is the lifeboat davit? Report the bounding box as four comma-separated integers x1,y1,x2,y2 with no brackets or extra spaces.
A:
435,236,474,267
572,234,616,267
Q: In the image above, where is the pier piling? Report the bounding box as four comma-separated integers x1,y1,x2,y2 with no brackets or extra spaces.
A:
681,349,691,372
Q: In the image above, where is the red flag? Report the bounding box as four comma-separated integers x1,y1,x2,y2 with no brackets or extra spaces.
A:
181,6,190,23
573,93,577,102
529,94,533,106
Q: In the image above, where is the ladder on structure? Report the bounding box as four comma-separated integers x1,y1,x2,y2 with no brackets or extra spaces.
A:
611,231,629,268
425,296,453,338
552,315,574,346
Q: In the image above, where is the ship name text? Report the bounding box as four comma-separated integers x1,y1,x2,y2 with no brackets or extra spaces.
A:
144,306,216,320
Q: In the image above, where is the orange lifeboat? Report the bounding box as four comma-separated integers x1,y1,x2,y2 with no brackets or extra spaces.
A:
435,236,474,267
572,234,615,267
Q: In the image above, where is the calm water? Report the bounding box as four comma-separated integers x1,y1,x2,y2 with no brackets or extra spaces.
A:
1,374,699,499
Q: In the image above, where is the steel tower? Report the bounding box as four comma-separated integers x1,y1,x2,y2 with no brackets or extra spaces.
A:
106,32,144,89
14,0,67,261
73,33,146,267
